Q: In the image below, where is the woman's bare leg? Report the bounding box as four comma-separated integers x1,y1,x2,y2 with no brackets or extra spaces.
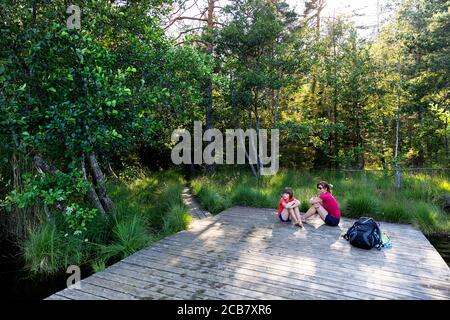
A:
302,206,317,222
316,205,329,221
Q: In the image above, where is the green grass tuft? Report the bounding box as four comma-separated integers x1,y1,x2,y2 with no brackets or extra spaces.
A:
344,195,381,218
380,201,410,223
231,185,273,207
163,204,193,234
101,214,152,261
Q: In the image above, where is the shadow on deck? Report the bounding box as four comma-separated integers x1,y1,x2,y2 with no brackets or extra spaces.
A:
47,206,450,300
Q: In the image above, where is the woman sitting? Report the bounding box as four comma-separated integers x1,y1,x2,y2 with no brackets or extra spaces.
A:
301,181,340,226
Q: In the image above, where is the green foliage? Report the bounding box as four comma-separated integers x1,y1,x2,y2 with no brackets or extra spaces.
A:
22,221,87,276
91,259,107,273
2,171,97,235
1,0,449,280
380,201,410,223
345,195,381,218
21,169,191,276
412,202,440,235
191,168,449,234
163,204,193,235
101,214,152,261
193,184,231,214
64,204,97,235
300,200,310,213
231,185,273,207
3,171,90,209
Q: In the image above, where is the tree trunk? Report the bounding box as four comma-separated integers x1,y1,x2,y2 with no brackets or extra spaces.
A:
246,97,258,177
254,88,261,176
10,130,22,192
417,107,424,167
445,117,449,165
81,154,106,217
332,15,338,168
273,89,279,128
106,161,118,178
204,0,215,172
231,73,239,129
88,151,114,212
394,54,402,188
33,154,59,175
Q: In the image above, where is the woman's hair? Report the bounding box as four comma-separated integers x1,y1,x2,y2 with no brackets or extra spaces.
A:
317,181,333,192
282,187,294,199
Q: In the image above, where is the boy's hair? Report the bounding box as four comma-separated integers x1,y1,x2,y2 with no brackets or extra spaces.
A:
317,181,333,192
282,187,294,199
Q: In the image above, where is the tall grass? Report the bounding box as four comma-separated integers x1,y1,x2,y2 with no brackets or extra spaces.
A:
22,169,192,276
22,220,87,276
100,214,152,261
190,168,450,234
162,204,193,234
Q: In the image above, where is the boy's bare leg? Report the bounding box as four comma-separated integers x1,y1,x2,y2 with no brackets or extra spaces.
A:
287,208,300,225
280,208,290,221
293,207,303,226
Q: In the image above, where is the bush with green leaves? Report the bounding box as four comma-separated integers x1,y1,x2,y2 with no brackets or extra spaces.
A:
1,171,97,235
64,204,97,236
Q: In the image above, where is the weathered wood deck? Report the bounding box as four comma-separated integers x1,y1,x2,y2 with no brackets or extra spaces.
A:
47,206,450,300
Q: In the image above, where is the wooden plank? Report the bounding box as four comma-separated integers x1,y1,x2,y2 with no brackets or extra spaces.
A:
156,224,450,277
138,242,448,300
126,250,399,300
83,275,146,299
158,231,450,285
187,213,438,253
101,267,231,300
147,238,450,298
216,213,441,252
106,261,283,300
121,257,335,300
50,288,107,300
75,280,137,300
45,294,72,300
164,219,450,272
156,227,450,278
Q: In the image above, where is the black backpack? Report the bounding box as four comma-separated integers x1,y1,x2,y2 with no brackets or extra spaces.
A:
343,217,383,250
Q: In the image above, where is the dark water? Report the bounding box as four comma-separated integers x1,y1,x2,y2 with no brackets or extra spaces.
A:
0,239,88,300
426,234,450,268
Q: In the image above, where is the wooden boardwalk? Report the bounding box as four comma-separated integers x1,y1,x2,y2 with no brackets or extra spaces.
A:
181,186,212,220
47,206,450,300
